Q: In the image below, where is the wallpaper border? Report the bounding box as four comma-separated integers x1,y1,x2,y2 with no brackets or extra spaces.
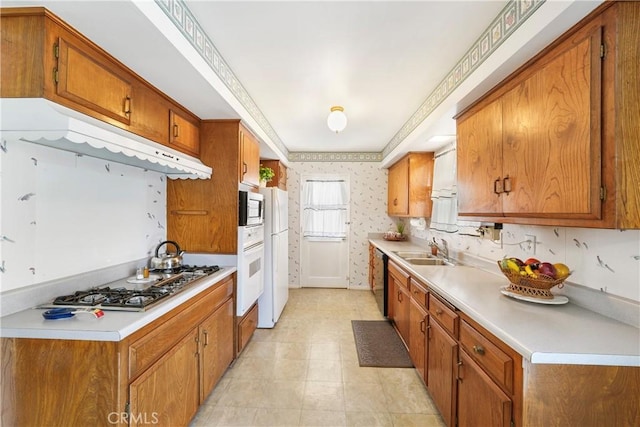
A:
288,152,383,162
154,0,289,158
381,0,545,158
156,0,545,163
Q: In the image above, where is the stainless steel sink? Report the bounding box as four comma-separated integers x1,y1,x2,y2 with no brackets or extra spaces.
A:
392,251,455,266
405,258,454,266
393,251,432,259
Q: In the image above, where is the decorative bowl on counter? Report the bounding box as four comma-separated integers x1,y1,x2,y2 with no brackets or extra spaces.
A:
497,258,571,300
383,231,407,241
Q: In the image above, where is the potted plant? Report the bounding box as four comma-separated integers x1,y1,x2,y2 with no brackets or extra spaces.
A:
259,165,275,186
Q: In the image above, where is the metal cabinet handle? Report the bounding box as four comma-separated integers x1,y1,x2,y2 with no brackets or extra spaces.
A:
393,198,398,206
243,162,248,175
503,175,512,195
420,319,426,333
123,96,131,115
398,292,402,302
203,330,209,347
473,345,485,355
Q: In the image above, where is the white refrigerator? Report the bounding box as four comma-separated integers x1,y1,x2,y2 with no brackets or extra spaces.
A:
257,187,289,328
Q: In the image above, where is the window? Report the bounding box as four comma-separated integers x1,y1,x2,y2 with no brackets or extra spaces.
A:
302,178,348,239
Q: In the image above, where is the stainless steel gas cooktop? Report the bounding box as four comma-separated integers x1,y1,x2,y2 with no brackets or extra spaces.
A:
40,265,221,312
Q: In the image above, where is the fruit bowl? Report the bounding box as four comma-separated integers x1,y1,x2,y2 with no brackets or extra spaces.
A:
497,261,570,299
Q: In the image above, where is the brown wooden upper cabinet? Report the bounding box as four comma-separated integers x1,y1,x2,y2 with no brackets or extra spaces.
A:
239,126,260,187
456,1,640,229
387,152,434,217
1,8,201,159
169,109,200,157
56,36,133,126
260,159,287,190
167,120,261,254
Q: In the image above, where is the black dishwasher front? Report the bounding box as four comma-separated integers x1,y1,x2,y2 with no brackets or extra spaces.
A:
372,248,389,317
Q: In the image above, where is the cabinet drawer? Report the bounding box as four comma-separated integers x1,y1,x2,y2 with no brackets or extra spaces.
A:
459,320,514,393
238,303,258,353
388,260,410,289
129,277,233,378
410,278,428,308
428,293,458,337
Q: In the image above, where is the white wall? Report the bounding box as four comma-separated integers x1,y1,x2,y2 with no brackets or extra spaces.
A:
286,162,394,289
285,160,639,303
412,224,640,303
0,140,167,292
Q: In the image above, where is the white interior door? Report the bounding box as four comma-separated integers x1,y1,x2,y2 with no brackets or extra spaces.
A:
300,174,349,288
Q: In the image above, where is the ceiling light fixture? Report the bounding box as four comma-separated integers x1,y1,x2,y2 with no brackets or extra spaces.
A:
327,106,347,133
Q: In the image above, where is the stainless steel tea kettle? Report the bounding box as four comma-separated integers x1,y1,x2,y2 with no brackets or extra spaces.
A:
150,241,184,270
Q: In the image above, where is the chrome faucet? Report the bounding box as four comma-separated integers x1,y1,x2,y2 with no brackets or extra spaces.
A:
440,238,449,261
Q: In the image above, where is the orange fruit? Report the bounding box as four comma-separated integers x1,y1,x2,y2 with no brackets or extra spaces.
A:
554,263,570,279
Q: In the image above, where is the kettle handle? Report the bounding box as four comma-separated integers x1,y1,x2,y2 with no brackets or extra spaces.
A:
155,240,181,257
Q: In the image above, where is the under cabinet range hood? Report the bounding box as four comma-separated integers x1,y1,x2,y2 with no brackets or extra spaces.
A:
0,98,212,179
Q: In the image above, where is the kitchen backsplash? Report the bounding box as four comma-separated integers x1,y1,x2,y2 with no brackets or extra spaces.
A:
0,140,167,293
412,224,640,303
286,161,395,289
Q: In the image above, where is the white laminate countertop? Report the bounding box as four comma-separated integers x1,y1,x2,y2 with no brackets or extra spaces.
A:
0,267,236,342
370,239,640,367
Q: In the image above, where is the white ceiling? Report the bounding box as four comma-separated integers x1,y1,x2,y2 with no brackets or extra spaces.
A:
3,0,603,163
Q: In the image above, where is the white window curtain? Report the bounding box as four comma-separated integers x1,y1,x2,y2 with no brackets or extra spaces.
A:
302,179,348,239
430,147,459,233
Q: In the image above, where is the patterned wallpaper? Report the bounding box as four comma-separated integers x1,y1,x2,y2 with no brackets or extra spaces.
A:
0,141,167,293
412,224,640,302
286,162,395,289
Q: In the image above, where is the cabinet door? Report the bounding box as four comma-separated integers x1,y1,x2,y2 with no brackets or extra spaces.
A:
502,27,602,219
199,298,234,403
56,36,132,125
130,83,169,143
457,349,512,427
427,318,458,427
169,110,200,157
457,99,503,216
387,156,409,216
409,297,428,383
408,153,434,217
395,285,411,346
277,162,287,190
261,160,287,190
129,329,199,427
240,127,260,186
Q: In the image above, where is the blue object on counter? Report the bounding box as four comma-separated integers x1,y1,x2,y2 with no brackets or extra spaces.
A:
42,308,76,320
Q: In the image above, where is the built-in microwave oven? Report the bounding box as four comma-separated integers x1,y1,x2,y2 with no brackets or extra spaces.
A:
239,190,264,226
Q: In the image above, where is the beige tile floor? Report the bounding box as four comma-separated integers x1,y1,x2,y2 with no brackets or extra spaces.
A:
190,288,445,427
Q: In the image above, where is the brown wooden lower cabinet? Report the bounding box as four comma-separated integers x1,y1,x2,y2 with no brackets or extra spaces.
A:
237,302,258,354
376,252,639,427
199,298,235,403
394,284,411,345
457,348,512,427
1,274,236,427
129,329,200,427
409,295,428,382
523,363,640,427
388,260,411,345
427,317,458,427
